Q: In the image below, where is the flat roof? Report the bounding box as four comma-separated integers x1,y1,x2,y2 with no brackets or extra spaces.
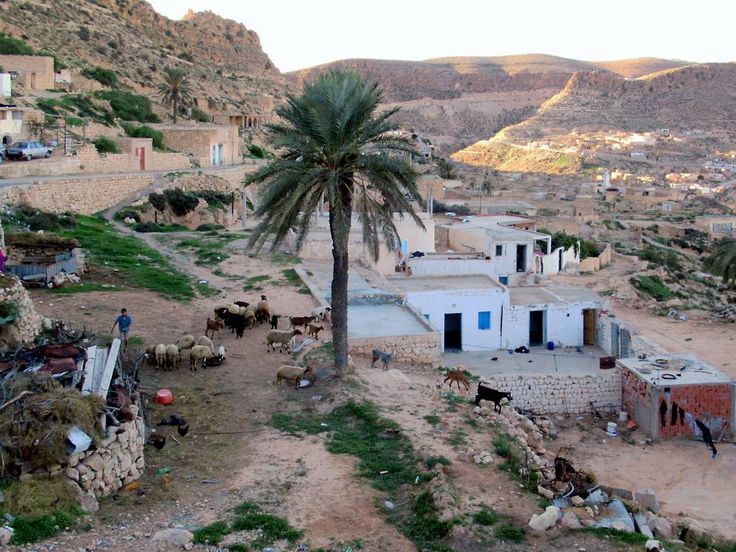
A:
388,274,503,292
618,355,733,387
510,286,600,306
348,304,432,338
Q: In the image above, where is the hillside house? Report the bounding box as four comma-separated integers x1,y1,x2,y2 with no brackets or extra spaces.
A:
156,124,239,167
0,55,54,91
696,215,736,237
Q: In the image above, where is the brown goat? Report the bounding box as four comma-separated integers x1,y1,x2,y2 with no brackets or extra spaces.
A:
289,315,316,329
444,367,470,391
205,317,224,339
307,323,324,340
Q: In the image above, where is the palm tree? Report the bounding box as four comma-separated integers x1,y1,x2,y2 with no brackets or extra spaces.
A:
157,68,193,124
706,237,736,288
246,70,423,374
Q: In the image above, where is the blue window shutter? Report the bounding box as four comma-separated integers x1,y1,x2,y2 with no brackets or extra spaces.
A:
424,313,430,321
478,311,491,330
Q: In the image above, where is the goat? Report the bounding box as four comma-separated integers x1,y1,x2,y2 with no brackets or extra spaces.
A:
310,306,332,322
269,314,280,329
371,349,393,370
289,315,316,329
205,345,227,367
164,344,180,370
307,323,324,340
474,383,513,413
256,295,270,324
205,317,224,339
444,367,470,390
189,345,214,371
276,364,314,388
266,329,302,353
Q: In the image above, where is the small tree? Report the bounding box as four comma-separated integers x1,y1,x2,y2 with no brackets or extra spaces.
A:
706,237,736,288
157,68,193,124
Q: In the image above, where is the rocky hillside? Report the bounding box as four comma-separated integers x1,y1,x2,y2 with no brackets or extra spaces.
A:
454,62,736,171
0,0,285,113
287,54,691,152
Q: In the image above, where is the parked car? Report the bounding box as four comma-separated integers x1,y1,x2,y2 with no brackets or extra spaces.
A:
5,141,54,161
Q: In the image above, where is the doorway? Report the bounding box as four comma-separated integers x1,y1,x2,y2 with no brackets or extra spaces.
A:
444,313,462,351
583,309,597,346
558,248,563,271
529,310,545,346
516,244,527,272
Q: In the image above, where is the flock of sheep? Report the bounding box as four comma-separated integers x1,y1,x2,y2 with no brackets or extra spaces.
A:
144,294,333,386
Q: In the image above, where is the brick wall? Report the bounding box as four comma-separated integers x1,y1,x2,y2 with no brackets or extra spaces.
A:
349,331,442,367
0,174,154,214
478,369,622,414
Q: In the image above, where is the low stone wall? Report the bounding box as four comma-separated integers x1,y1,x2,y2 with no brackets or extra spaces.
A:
0,174,154,214
576,243,612,273
0,273,42,346
65,405,146,496
477,369,622,414
349,331,442,367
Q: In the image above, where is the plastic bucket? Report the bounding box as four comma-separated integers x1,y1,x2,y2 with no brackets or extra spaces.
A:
606,422,618,436
618,411,629,422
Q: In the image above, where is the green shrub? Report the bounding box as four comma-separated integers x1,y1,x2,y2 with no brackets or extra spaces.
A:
425,455,451,469
0,32,35,55
10,509,81,545
191,107,210,122
98,91,159,123
495,523,525,543
637,246,683,272
192,520,229,545
163,188,199,216
114,207,141,222
630,275,674,302
148,192,166,212
121,123,165,149
247,144,268,158
82,66,118,87
195,190,231,209
196,223,224,232
25,211,75,232
473,508,499,526
92,136,120,154
77,26,90,41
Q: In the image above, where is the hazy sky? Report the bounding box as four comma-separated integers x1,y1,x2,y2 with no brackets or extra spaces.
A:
149,0,735,72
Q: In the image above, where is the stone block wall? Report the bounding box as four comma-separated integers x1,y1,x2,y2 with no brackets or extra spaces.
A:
53,405,145,496
577,243,612,273
349,331,442,367
477,369,623,414
0,174,154,214
0,273,42,347
0,55,54,90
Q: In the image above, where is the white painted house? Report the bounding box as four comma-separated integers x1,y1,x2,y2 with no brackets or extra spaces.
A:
503,286,600,349
390,274,508,352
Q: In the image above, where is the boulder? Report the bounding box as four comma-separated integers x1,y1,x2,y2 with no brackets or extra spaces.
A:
562,511,582,530
650,515,672,539
645,539,663,551
571,496,585,507
528,506,561,532
0,527,12,545
634,487,660,513
537,485,554,500
633,512,654,539
152,528,193,547
473,451,493,465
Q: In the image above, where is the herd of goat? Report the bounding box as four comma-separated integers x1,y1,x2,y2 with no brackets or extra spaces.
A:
144,295,333,372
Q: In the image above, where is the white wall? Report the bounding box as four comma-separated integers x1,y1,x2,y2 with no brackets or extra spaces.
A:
492,240,535,278
0,74,10,98
535,245,580,276
408,258,499,281
503,300,599,349
405,288,508,352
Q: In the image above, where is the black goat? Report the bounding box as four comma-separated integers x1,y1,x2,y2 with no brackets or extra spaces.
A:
269,314,280,329
474,383,512,413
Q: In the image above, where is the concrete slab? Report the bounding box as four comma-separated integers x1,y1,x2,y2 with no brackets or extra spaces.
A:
443,346,605,378
348,304,431,338
388,274,503,292
510,286,600,305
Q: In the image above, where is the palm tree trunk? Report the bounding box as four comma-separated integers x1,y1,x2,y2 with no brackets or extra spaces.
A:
329,190,352,376
172,96,178,124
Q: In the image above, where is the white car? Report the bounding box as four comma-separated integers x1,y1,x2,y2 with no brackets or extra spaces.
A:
5,141,54,161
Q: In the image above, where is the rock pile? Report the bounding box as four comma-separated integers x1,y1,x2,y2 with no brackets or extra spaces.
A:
475,401,547,467
47,272,81,288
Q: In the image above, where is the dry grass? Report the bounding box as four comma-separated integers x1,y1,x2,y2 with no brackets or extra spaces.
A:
4,477,78,518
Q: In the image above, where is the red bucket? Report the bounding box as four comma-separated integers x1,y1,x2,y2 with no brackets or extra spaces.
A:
155,388,174,405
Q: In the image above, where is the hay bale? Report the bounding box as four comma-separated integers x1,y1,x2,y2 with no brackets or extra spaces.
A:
3,477,78,518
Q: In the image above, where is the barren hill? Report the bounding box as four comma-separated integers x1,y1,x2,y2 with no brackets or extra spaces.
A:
0,0,285,112
453,62,736,172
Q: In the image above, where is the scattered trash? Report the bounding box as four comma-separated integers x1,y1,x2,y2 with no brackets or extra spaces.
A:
157,467,172,476
379,470,389,475
320,422,328,427
298,379,311,388
201,480,217,485
125,482,141,491
414,476,420,485
384,500,395,510
197,279,208,285
67,426,92,455
155,388,174,405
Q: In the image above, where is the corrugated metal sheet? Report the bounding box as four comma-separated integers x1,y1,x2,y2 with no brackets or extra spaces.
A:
7,256,79,283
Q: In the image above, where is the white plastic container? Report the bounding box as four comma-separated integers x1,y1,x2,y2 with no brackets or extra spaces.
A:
607,422,618,436
618,411,629,422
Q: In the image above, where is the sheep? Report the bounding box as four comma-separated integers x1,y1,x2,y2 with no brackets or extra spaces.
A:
266,329,302,353
234,301,249,308
205,345,227,367
145,344,157,366
276,364,314,388
194,335,216,355
205,317,224,339
154,344,167,370
310,306,332,322
244,307,257,328
175,334,195,350
307,323,324,340
256,295,270,324
165,344,180,370
289,315,316,329
189,345,214,371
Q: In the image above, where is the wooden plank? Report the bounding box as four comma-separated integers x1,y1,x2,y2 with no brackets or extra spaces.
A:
81,346,98,394
96,339,120,398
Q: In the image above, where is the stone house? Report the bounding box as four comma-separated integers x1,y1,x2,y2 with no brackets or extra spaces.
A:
156,124,239,167
696,215,736,237
0,55,54,91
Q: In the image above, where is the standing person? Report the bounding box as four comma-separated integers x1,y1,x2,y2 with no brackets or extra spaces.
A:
111,308,133,350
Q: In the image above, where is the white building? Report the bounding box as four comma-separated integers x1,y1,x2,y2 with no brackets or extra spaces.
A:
0,73,10,98
503,286,600,349
390,274,508,352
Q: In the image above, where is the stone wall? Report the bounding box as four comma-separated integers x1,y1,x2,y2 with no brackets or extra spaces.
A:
0,174,154,214
0,55,54,90
349,331,442,367
0,273,42,347
577,243,612,273
63,405,145,496
478,369,622,414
